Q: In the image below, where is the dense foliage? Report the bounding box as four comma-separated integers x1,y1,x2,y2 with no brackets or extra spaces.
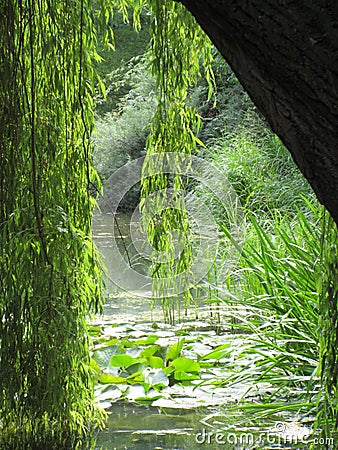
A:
0,0,111,448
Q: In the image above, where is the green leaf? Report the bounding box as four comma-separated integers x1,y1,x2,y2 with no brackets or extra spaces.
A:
163,366,175,376
133,394,163,405
110,354,135,368
166,339,184,363
126,362,147,374
92,345,120,368
88,325,102,336
134,335,159,346
140,345,161,358
170,357,200,373
143,368,169,387
127,371,144,383
173,371,199,381
99,374,126,384
147,356,164,369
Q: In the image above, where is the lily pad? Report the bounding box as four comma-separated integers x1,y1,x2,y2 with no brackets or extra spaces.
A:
166,339,184,363
170,357,200,373
92,345,120,368
143,368,169,387
110,354,136,368
99,374,126,384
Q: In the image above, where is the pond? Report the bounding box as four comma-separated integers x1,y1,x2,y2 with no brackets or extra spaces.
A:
92,212,314,450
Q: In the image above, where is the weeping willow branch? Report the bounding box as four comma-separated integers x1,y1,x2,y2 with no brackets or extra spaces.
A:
0,1,112,448
140,0,214,323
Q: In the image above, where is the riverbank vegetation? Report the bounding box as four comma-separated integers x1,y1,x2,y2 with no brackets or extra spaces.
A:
91,5,337,447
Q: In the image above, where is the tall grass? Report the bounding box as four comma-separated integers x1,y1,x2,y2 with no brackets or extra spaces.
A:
219,201,321,377
316,213,338,440
200,132,314,216
196,132,323,416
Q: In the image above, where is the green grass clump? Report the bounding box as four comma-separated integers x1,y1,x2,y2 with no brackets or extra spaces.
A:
202,131,313,217
196,127,322,415
93,58,156,210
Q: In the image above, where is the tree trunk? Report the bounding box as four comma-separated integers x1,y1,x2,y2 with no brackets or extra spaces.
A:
177,0,338,225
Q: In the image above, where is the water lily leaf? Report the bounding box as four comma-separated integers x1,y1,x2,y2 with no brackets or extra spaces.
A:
134,393,163,405
88,325,102,336
126,347,143,358
125,384,146,400
92,345,120,368
96,385,122,403
143,368,169,387
145,335,160,344
126,362,147,375
140,345,161,358
99,374,126,384
110,354,135,368
147,356,164,369
127,371,144,383
166,339,184,363
173,370,200,381
134,335,159,346
100,338,120,347
170,357,200,373
120,338,134,348
163,366,175,375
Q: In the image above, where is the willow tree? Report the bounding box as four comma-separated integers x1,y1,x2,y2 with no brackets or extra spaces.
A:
0,1,110,448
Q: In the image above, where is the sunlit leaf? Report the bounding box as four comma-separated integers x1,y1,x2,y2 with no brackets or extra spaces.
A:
166,339,184,363
173,371,199,381
170,357,200,373
99,374,126,384
147,356,164,369
110,354,135,368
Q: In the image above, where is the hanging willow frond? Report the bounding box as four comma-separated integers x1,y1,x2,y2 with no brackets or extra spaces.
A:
140,0,214,324
0,0,112,448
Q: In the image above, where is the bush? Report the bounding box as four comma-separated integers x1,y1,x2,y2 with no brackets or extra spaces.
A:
93,59,156,210
197,131,313,218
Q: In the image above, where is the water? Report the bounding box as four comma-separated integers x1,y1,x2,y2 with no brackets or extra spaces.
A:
94,404,208,450
92,213,313,450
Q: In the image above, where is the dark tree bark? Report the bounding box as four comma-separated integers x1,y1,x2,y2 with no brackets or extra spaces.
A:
177,0,338,225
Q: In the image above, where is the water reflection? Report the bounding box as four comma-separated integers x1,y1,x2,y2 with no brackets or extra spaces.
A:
95,404,204,450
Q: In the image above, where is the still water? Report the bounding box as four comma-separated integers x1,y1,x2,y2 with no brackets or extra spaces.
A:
92,213,312,450
95,404,210,450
